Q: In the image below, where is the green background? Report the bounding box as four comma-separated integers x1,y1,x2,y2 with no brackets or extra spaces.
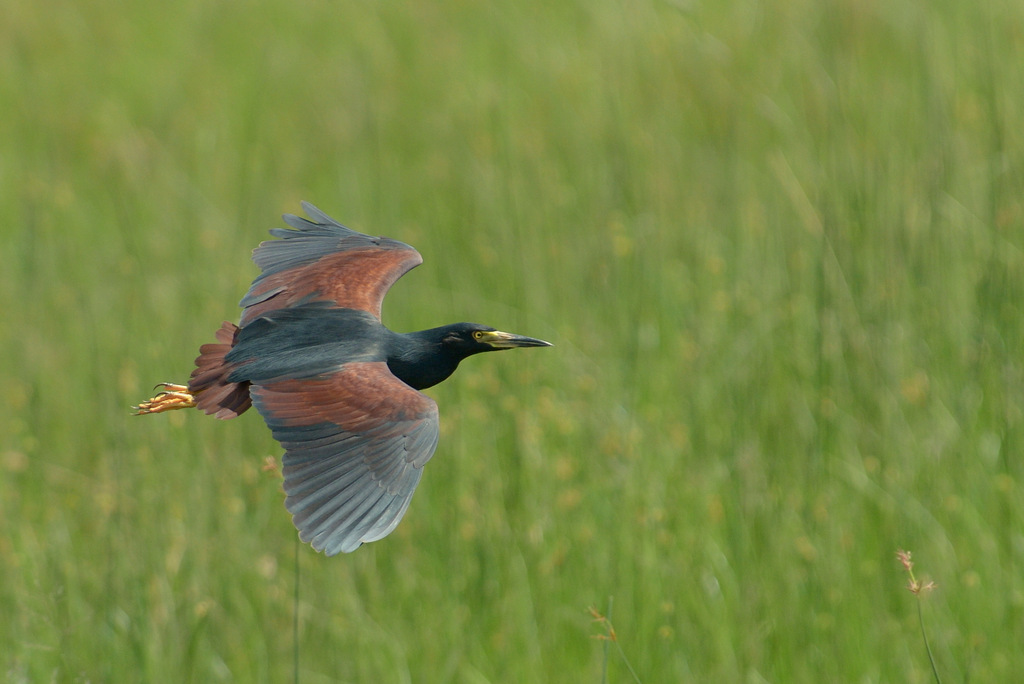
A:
2,0,1022,681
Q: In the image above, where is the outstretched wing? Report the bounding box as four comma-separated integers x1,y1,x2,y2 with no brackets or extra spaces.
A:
239,202,423,326
251,362,440,555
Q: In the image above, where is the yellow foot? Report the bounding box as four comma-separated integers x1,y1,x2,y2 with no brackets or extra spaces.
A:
133,383,197,415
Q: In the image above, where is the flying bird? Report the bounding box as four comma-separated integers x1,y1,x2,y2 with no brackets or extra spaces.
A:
134,203,551,555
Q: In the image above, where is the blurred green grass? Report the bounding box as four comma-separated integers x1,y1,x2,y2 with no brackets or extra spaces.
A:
2,0,1023,681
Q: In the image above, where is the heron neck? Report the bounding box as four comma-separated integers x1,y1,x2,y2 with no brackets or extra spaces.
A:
384,328,462,390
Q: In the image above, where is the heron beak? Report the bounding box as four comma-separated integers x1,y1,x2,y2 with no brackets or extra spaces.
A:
479,330,553,349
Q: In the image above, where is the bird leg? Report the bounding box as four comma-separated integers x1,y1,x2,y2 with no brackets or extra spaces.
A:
132,383,197,415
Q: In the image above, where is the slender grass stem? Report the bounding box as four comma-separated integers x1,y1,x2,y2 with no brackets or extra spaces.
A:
591,598,642,684
294,536,300,684
898,550,941,684
601,597,610,684
916,598,942,684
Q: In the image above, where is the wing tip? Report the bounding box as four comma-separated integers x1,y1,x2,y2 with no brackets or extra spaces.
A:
299,200,321,219
277,201,339,234
286,201,338,229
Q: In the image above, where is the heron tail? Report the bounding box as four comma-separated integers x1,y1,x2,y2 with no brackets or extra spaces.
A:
189,321,252,419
